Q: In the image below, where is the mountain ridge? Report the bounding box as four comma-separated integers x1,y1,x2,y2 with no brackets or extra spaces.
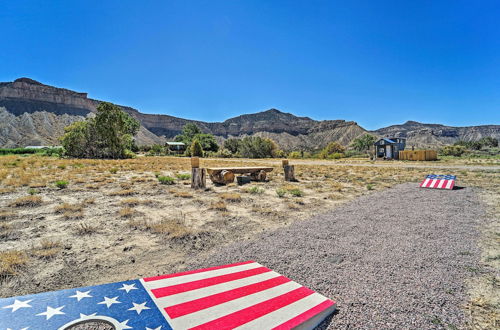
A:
0,78,498,150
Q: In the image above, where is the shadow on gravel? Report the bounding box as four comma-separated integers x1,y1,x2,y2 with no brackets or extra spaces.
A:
314,309,338,330
453,186,466,190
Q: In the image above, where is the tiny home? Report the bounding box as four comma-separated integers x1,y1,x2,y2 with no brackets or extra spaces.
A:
166,142,186,154
374,138,406,160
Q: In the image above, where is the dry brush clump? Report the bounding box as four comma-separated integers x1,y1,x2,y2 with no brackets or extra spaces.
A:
109,189,136,196
75,222,98,235
219,193,242,202
118,207,137,218
0,250,29,277
9,195,43,207
31,239,62,259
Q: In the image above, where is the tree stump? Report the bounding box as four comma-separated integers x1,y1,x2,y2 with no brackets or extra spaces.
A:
210,170,235,185
284,165,296,182
191,167,206,189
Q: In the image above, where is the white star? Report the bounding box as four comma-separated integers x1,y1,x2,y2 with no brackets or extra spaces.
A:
36,305,65,320
7,328,28,330
127,301,150,314
116,319,132,330
98,296,121,308
69,290,92,301
2,299,33,312
146,327,162,330
118,283,137,293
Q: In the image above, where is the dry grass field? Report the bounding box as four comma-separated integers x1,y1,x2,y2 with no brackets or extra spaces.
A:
0,155,498,326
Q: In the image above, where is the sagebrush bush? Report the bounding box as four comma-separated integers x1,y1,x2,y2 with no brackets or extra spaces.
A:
55,180,69,189
158,176,175,185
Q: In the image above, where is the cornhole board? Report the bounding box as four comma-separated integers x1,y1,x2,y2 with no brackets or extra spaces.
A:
419,174,456,190
0,260,335,330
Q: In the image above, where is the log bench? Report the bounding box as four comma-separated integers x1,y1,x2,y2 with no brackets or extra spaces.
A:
206,167,274,184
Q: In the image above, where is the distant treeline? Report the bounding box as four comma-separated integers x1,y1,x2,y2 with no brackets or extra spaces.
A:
0,147,63,156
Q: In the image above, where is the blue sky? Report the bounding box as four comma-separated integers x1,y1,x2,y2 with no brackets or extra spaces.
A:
1,0,499,129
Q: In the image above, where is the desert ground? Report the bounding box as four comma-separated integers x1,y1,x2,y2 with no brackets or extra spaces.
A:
0,155,498,328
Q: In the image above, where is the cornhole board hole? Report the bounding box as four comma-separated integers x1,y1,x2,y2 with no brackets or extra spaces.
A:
0,260,336,330
419,174,456,190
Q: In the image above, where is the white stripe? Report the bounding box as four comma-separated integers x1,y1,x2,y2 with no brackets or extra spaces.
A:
140,278,174,323
235,293,328,330
429,179,438,188
155,271,282,307
445,179,453,189
142,262,262,290
421,178,430,187
170,281,302,329
437,180,446,189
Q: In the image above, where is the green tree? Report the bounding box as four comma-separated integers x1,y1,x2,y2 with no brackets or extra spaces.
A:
238,136,279,158
61,102,139,159
193,133,219,152
190,139,204,157
478,137,498,148
175,123,202,144
224,138,240,154
350,134,376,152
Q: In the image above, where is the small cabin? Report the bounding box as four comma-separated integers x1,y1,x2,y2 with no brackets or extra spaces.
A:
165,142,186,154
374,138,406,160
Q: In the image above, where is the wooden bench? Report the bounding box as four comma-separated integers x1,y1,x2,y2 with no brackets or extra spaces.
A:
206,167,274,184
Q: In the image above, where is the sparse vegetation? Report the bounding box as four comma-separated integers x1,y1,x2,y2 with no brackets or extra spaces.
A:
32,239,62,259
247,186,264,194
9,195,43,207
0,250,28,276
119,207,136,218
158,175,175,185
55,180,69,189
276,188,287,198
220,193,242,202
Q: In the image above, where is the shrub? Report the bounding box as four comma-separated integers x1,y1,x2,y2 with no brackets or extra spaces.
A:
210,201,228,211
366,184,374,190
109,168,118,174
176,173,191,180
190,139,204,157
27,188,39,195
319,142,346,159
237,137,280,158
276,188,287,198
247,186,264,194
175,123,219,152
55,180,69,189
288,151,302,159
441,145,466,157
288,188,304,197
158,176,175,185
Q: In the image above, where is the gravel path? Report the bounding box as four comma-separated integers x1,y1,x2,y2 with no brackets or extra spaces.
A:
190,183,485,329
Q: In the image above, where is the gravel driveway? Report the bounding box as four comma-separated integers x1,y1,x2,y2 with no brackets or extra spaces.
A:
190,183,485,329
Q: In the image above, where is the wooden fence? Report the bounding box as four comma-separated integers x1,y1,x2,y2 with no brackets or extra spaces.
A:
399,150,437,161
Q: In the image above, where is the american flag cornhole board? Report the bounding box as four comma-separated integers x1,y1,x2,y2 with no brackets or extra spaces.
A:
0,260,335,330
419,174,456,190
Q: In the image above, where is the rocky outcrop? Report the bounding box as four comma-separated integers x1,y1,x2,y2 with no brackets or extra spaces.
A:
1,78,498,150
372,121,500,148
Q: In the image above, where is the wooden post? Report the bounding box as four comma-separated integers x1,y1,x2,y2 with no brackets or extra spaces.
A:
191,157,200,168
190,157,205,189
284,165,296,182
191,168,206,189
282,159,289,167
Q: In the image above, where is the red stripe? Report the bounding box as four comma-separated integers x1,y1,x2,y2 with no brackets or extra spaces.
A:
425,179,435,188
166,276,291,319
189,286,314,330
143,261,254,282
272,299,335,330
152,267,271,298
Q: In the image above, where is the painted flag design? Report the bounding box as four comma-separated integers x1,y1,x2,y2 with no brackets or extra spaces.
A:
419,174,456,190
0,261,336,330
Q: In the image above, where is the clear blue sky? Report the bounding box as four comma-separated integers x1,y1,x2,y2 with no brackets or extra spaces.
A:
1,0,499,129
